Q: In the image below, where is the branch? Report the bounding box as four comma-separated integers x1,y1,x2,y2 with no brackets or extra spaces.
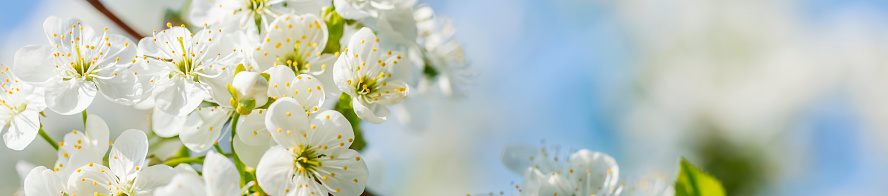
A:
85,0,144,40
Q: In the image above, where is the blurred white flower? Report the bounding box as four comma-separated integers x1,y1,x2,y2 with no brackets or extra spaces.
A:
619,174,675,196
333,0,397,20
256,97,368,195
414,6,473,98
24,166,65,196
189,0,323,34
66,129,175,196
333,28,409,124
136,24,237,116
13,16,141,115
502,145,622,196
154,151,242,196
254,14,340,96
54,114,110,181
0,64,45,151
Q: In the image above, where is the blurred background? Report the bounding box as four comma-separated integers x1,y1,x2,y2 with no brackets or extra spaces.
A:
3,0,888,195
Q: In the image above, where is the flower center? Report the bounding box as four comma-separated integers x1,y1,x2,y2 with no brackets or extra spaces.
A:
277,44,310,75
353,73,386,98
292,146,326,177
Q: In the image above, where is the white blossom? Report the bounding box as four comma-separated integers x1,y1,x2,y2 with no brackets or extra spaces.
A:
13,16,141,115
154,151,242,196
66,129,176,196
0,64,45,150
256,97,369,195
333,27,409,123
189,0,325,34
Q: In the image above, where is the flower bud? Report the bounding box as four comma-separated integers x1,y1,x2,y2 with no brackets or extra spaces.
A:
230,71,269,109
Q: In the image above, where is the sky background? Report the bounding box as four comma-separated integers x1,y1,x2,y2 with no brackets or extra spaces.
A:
2,0,888,195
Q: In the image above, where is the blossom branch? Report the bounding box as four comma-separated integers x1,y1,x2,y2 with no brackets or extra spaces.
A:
85,0,143,40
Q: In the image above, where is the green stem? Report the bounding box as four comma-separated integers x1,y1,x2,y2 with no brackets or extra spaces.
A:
37,127,58,151
214,143,224,154
229,113,247,187
162,156,205,166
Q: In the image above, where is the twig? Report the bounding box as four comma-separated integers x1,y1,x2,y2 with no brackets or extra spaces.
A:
85,0,144,40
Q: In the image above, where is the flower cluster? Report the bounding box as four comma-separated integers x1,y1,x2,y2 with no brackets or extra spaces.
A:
8,0,471,195
487,144,675,196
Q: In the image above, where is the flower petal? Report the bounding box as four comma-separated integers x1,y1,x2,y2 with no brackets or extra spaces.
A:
24,166,64,196
265,97,310,148
180,107,229,152
291,174,329,196
44,79,96,115
569,149,620,195
204,151,242,196
267,66,296,99
153,172,207,196
132,164,176,194
308,110,354,153
352,97,389,124
84,114,110,154
13,44,56,83
153,77,206,116
109,129,149,182
94,66,142,105
66,164,118,196
290,74,325,110
233,135,271,168
236,110,271,146
3,110,40,150
500,144,539,175
309,54,341,96
151,108,200,137
256,145,296,196
315,148,369,196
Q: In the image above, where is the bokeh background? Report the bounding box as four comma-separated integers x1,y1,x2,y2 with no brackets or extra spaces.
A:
3,0,888,195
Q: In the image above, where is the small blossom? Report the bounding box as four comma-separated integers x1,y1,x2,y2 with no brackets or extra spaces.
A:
256,97,369,196
13,16,141,115
66,129,176,196
333,27,409,124
189,0,323,34
0,64,45,150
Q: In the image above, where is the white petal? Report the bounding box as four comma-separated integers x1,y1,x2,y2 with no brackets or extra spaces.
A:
290,74,325,110
256,146,296,196
333,52,357,97
15,161,36,185
253,14,327,71
204,151,242,196
308,110,354,153
266,66,296,99
308,54,341,96
44,79,97,115
151,108,200,137
333,0,371,20
290,174,329,196
153,173,206,196
132,164,176,194
109,129,149,182
352,98,390,124
58,149,104,182
95,66,143,105
265,97,310,148
236,110,271,146
154,77,206,116
374,79,408,105
3,110,40,150
66,164,118,196
24,166,64,196
101,34,138,65
501,144,539,175
180,108,229,152
84,114,111,154
569,149,620,195
232,135,271,168
188,0,228,26
315,148,369,196
13,44,56,83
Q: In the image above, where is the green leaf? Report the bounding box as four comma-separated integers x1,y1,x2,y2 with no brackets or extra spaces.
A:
322,7,345,54
675,158,726,196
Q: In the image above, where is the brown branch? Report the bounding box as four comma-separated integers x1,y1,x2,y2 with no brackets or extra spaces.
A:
85,0,144,40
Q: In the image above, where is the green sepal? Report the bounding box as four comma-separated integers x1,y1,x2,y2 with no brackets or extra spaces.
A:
322,7,345,54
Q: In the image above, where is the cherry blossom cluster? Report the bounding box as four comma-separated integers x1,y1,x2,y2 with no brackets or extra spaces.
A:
3,0,470,195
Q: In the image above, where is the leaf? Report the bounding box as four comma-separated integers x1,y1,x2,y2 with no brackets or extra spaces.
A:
675,158,726,196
